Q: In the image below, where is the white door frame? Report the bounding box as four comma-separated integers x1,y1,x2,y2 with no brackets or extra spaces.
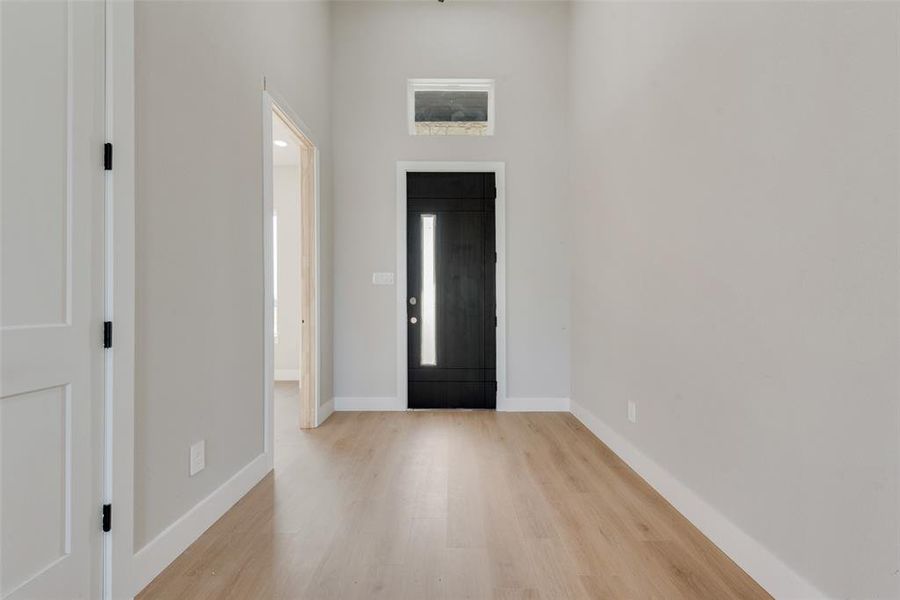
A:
106,1,136,599
262,86,323,462
395,161,507,409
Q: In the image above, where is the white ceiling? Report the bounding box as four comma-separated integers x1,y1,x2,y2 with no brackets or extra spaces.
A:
272,113,300,166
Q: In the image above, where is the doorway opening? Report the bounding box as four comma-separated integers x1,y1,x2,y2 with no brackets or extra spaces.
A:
263,93,319,457
396,163,507,410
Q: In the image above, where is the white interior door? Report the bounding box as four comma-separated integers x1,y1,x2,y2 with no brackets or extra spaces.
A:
1,1,106,598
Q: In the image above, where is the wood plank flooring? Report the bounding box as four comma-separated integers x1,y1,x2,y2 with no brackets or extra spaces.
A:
136,383,770,599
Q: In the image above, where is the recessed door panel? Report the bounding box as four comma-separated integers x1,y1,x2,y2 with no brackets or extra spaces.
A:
0,386,68,597
1,0,70,327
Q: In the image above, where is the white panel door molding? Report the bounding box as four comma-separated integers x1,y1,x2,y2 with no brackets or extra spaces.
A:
1,1,106,598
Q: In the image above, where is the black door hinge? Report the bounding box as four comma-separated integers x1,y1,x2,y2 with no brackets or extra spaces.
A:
494,315,498,327
103,321,113,349
102,504,112,533
494,251,498,263
104,143,113,171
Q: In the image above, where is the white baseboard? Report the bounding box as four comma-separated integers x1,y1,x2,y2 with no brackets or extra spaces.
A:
569,400,828,600
274,369,300,381
498,396,570,412
317,397,334,425
334,396,405,411
131,453,271,596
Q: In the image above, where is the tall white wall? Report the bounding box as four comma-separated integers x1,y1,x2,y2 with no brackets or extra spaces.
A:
274,165,301,377
134,0,333,550
331,1,571,403
568,3,900,598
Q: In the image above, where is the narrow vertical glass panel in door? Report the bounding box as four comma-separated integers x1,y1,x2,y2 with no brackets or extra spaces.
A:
420,214,437,366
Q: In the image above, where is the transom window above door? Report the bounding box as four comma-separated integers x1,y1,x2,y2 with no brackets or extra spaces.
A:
408,79,495,136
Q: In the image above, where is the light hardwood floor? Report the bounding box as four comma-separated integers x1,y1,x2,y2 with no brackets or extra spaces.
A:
137,383,770,599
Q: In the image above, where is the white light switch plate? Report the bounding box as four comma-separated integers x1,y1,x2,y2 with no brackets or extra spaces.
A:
372,272,395,285
190,440,205,476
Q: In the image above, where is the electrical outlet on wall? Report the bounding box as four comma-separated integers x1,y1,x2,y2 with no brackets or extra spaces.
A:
372,272,394,285
190,440,205,476
627,400,637,424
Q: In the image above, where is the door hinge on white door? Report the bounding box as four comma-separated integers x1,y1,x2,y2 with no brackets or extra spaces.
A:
104,143,112,171
103,321,112,349
102,504,111,533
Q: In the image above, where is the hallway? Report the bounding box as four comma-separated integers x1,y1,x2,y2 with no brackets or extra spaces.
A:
4,1,899,597
137,384,768,599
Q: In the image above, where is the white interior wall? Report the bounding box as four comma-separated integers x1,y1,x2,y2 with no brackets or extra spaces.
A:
134,0,333,553
274,164,301,379
331,1,571,404
568,3,900,598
